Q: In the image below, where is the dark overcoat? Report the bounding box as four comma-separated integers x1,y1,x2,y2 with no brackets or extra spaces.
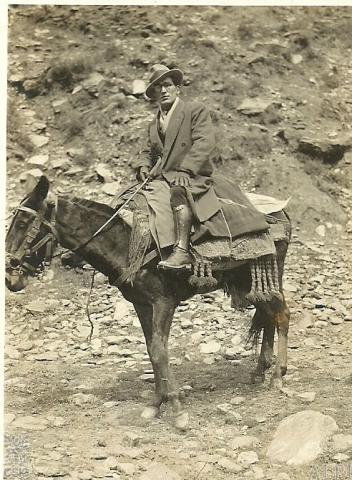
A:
131,98,269,238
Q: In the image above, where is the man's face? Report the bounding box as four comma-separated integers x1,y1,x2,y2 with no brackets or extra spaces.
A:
152,76,179,109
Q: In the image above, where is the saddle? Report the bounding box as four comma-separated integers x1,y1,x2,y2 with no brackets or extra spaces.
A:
114,191,291,307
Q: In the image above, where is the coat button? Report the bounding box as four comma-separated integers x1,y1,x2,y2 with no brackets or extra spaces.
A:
181,142,186,147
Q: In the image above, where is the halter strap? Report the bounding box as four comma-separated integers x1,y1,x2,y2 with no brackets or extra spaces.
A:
8,200,58,272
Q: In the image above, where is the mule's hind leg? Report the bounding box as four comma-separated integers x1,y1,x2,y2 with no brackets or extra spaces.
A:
270,299,290,389
251,307,275,384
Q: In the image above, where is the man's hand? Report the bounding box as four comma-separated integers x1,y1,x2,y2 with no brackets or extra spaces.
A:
137,166,150,182
171,172,192,188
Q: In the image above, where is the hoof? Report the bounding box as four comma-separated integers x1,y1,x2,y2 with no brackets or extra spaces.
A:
270,376,283,389
174,411,189,431
141,406,159,420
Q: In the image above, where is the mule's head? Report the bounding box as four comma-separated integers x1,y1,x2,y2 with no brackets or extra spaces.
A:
6,175,57,292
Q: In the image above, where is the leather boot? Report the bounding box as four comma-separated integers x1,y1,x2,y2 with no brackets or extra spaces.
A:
158,204,193,270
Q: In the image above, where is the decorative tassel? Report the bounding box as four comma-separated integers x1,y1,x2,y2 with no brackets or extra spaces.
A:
188,260,218,292
125,210,151,283
246,255,282,305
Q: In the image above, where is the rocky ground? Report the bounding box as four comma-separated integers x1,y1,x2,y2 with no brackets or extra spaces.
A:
5,5,352,480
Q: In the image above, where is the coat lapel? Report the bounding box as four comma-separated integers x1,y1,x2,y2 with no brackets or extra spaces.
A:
162,99,185,162
150,117,163,150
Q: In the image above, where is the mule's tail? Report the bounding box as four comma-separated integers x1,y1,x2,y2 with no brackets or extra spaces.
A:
247,313,265,348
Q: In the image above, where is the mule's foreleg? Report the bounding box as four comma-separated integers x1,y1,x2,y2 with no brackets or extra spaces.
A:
270,301,290,389
134,302,162,419
149,299,188,429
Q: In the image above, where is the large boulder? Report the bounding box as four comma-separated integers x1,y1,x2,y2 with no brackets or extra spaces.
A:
267,410,338,465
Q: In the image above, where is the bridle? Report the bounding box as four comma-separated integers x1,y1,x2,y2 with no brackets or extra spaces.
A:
6,200,58,275
6,177,154,281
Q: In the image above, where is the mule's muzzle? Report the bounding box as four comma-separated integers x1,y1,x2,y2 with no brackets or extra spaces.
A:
5,267,29,292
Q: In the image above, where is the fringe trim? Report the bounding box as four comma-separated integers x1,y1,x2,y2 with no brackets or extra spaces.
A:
246,255,282,304
125,210,151,283
188,258,218,293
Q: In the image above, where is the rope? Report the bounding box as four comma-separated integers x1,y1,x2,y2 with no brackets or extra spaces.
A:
86,269,96,343
220,208,233,251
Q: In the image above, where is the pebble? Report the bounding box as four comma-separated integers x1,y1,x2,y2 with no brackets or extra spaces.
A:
105,336,122,345
116,462,136,476
102,181,122,196
90,449,108,460
230,436,260,450
107,444,144,459
123,431,142,447
4,413,16,425
139,463,181,480
315,225,326,237
29,134,49,147
237,451,259,466
34,462,68,477
230,396,246,405
330,317,344,325
5,346,22,360
296,391,316,402
333,453,350,462
332,434,352,452
71,393,97,405
200,340,221,354
32,352,59,361
203,355,216,365
217,457,243,473
252,466,265,479
12,415,48,431
78,471,94,480
26,300,47,313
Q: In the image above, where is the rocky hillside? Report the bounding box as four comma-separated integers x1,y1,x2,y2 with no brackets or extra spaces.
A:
7,5,352,239
5,6,352,480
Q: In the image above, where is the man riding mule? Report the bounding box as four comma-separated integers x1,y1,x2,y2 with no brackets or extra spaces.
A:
5,65,292,431
130,64,269,271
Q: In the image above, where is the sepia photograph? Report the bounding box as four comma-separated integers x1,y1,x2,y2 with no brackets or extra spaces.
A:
4,2,352,479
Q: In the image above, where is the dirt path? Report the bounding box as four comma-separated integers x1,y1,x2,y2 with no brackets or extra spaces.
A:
5,236,352,480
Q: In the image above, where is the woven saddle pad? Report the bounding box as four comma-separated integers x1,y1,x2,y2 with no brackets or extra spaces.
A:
193,230,276,262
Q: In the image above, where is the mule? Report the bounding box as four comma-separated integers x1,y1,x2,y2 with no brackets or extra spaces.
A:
6,176,291,430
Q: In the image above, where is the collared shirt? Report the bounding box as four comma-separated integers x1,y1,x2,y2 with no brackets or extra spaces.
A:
158,96,179,134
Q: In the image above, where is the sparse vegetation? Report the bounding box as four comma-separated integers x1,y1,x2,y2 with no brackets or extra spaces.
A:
59,104,85,141
7,98,34,155
46,54,94,90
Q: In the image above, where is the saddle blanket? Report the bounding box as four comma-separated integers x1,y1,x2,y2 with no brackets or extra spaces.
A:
117,189,290,267
116,180,290,250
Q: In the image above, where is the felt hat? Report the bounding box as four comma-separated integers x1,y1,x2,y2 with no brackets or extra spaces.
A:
145,64,183,99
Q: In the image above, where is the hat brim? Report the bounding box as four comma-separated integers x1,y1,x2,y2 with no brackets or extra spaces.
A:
145,69,183,99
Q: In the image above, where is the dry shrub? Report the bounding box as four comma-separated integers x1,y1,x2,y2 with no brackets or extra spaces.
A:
177,27,200,49
70,143,97,168
104,44,124,62
7,98,34,154
59,105,85,141
234,126,273,161
47,54,94,89
322,70,339,90
238,23,254,41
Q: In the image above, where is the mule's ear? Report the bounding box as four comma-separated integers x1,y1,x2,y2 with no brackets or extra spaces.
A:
34,175,50,200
